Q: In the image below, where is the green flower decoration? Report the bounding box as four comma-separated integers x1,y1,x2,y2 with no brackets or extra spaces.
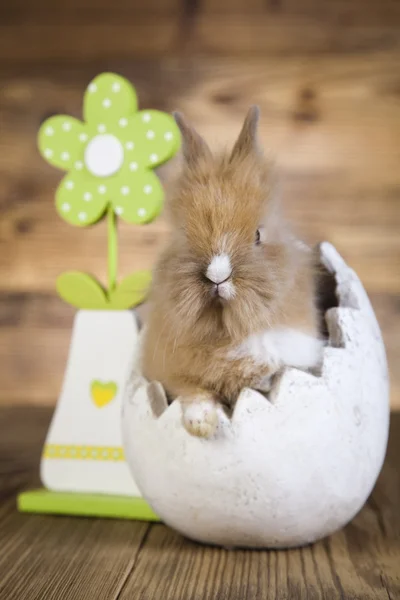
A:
39,72,180,226
38,73,181,310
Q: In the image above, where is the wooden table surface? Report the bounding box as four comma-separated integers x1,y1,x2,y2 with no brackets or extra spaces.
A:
0,406,399,600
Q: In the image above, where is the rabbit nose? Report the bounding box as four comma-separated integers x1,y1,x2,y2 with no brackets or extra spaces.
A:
206,253,232,284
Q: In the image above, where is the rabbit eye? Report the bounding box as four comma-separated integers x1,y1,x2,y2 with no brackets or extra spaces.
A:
255,229,261,245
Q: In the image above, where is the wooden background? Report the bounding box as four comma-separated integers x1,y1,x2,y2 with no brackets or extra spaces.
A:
0,0,399,407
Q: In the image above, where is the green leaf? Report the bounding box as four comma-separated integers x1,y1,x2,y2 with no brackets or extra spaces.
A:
109,270,152,309
57,272,109,309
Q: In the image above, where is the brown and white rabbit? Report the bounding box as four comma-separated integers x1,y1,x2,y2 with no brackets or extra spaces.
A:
141,107,322,438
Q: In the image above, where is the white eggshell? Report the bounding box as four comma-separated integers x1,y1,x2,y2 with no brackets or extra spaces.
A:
122,243,390,548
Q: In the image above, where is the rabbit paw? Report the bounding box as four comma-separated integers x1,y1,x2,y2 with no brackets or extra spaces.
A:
182,398,218,438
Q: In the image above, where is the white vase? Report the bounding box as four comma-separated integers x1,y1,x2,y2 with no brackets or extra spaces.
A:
41,310,141,497
122,242,390,548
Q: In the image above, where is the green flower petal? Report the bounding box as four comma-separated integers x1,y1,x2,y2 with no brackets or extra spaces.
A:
115,110,180,170
56,171,108,226
108,169,163,224
38,116,87,170
84,73,138,128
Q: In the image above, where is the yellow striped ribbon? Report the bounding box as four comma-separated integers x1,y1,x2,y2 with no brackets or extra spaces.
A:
43,444,125,462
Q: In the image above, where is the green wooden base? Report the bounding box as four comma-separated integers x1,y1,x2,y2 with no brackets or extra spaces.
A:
17,489,160,522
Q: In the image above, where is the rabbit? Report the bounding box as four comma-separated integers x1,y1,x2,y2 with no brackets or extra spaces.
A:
141,106,323,438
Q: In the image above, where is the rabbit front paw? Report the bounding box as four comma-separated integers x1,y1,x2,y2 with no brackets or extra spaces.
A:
181,396,218,438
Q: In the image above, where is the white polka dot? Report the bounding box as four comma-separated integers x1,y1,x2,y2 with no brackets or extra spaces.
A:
98,124,106,133
102,98,112,108
75,161,84,170
121,186,130,196
142,113,151,123
44,148,53,158
146,130,155,140
144,185,152,194
62,122,72,131
129,161,138,171
98,185,107,194
45,126,54,136
61,202,71,212
119,118,128,128
65,180,74,190
125,141,134,150
83,192,92,201
78,212,87,221
164,131,173,141
79,133,88,142
149,153,158,163
61,151,70,161
88,83,97,93
138,208,146,217
112,82,121,93
115,206,124,215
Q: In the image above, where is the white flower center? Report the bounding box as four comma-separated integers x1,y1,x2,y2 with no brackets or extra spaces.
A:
84,134,124,177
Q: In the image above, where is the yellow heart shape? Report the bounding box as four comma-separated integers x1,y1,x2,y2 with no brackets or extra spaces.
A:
90,380,118,408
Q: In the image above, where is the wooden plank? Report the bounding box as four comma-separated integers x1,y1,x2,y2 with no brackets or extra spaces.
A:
2,0,180,14
0,293,75,328
369,293,400,412
0,407,49,522
118,512,399,599
282,0,400,24
203,0,267,13
0,20,180,64
0,406,49,471
203,0,400,24
193,15,400,56
1,5,400,65
0,328,71,404
0,513,149,600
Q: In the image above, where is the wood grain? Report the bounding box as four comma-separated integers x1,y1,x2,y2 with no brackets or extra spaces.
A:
0,513,149,600
0,406,399,599
0,1,399,407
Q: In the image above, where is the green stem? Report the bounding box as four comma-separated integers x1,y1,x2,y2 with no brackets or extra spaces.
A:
107,205,118,293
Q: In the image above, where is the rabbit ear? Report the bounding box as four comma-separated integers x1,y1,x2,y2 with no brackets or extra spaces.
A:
173,112,212,167
230,105,260,162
